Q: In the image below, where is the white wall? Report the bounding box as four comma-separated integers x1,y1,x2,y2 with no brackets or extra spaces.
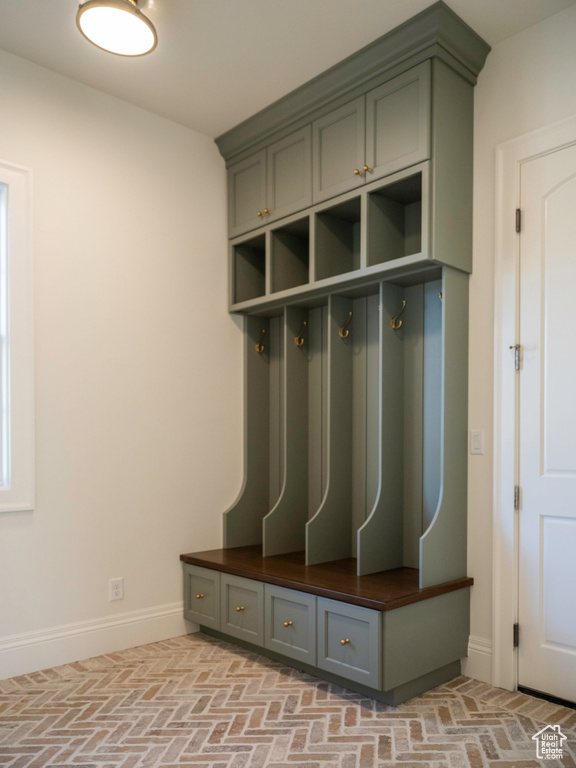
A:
0,50,243,678
465,3,576,682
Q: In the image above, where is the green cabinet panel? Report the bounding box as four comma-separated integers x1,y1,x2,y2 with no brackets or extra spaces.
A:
317,598,381,689
228,127,312,238
228,150,267,239
267,127,312,224
312,65,429,207
183,564,220,630
312,97,366,203
365,62,430,183
220,573,264,645
383,589,470,691
264,585,317,665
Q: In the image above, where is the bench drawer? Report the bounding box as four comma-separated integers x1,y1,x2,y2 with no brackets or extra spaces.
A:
264,585,316,665
220,573,264,645
183,564,220,630
317,598,381,689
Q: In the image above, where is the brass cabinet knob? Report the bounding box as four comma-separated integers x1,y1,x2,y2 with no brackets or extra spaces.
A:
363,165,373,173
353,168,364,177
283,621,293,627
340,638,350,646
236,606,245,612
263,208,271,216
256,210,264,217
195,594,204,599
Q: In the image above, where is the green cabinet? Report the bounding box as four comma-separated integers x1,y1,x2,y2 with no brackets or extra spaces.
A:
183,564,220,630
365,63,430,183
312,62,430,204
220,573,264,645
227,150,266,239
264,584,317,665
228,127,311,238
317,598,381,689
312,96,366,203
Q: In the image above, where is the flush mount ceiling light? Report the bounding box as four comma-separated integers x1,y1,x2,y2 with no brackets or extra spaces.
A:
76,0,158,57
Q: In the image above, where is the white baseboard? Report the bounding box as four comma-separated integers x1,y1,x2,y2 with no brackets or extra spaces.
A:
462,635,493,683
0,602,198,681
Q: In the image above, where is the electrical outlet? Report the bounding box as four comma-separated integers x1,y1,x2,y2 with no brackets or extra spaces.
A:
109,577,124,601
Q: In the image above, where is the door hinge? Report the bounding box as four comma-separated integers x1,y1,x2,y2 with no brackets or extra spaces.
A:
509,344,520,371
513,623,520,648
514,485,520,511
516,208,522,233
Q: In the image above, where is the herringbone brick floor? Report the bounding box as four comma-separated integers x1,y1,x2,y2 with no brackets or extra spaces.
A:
1,633,574,768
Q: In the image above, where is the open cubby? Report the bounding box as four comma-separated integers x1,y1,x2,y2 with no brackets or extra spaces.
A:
271,217,310,293
316,197,361,280
367,172,422,266
233,234,266,303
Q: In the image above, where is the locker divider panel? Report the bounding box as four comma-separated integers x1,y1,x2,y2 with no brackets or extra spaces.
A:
306,294,354,565
357,282,405,575
401,284,424,568
263,306,310,556
223,316,272,547
350,297,368,556
419,267,468,587
267,316,284,508
307,305,328,517
422,280,443,532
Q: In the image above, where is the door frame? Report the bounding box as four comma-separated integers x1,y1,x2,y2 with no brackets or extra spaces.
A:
493,114,576,690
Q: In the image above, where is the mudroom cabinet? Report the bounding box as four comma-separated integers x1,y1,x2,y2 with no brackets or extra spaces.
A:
181,1,490,706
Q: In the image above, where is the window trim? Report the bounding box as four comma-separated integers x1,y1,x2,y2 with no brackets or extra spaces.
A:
0,159,34,513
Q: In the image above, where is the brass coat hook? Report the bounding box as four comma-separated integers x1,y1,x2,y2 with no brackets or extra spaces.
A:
339,311,353,340
391,300,407,330
295,320,307,347
255,329,266,354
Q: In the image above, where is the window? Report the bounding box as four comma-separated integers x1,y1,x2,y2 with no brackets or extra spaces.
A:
0,160,34,512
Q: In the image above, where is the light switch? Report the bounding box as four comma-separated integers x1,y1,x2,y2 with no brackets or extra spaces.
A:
470,430,484,455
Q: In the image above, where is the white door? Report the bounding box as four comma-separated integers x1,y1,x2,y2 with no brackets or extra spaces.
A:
518,143,576,703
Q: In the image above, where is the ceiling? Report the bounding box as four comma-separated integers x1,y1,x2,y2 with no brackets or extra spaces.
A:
0,0,573,139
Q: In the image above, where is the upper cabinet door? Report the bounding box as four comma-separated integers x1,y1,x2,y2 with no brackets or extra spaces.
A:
267,127,312,224
228,150,267,238
312,96,366,204
365,62,430,182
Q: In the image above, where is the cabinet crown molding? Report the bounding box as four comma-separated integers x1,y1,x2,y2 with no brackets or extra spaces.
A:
215,0,490,164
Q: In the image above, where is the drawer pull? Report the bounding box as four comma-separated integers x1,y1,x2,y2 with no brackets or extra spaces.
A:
195,594,204,599
340,638,350,646
283,621,293,627
236,606,245,612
